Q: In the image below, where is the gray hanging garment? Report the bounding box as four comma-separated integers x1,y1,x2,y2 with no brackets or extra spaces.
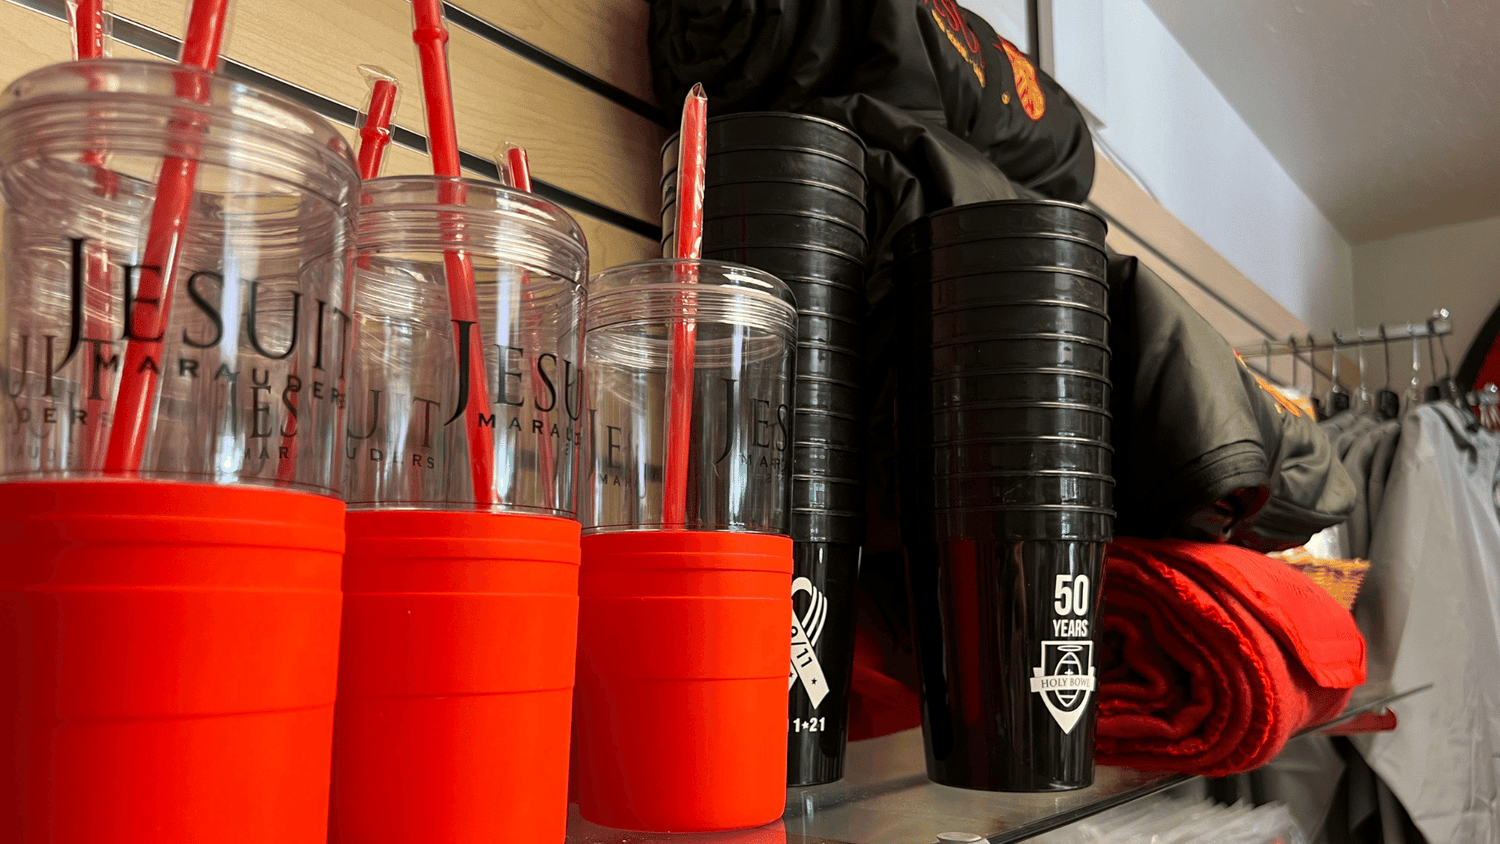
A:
1353,403,1500,844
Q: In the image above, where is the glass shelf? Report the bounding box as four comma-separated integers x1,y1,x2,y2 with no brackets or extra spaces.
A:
566,684,1429,844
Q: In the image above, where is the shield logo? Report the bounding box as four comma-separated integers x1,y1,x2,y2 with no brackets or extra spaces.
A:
1029,641,1096,734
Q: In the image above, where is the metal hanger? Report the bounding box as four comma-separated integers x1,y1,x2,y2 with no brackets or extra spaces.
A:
1404,325,1424,412
1354,329,1373,414
1375,325,1401,419
1304,334,1327,420
1423,309,1465,406
1328,332,1351,414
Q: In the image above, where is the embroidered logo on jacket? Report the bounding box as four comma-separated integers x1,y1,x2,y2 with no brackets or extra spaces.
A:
999,38,1046,120
922,0,987,87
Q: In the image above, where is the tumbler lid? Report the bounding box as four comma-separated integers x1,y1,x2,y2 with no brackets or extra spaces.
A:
0,58,357,204
591,258,796,307
359,175,589,287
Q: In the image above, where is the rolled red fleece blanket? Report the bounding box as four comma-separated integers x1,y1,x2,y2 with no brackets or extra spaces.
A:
1096,537,1366,776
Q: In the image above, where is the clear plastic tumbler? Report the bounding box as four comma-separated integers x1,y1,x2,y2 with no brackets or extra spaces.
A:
0,59,358,494
581,259,796,532
574,259,798,832
331,176,589,844
0,59,359,844
342,176,588,513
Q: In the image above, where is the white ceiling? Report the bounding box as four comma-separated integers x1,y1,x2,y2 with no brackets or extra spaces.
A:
1140,0,1500,245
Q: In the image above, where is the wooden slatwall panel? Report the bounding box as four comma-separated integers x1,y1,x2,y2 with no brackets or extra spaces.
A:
0,0,662,273
457,0,655,107
0,1,156,65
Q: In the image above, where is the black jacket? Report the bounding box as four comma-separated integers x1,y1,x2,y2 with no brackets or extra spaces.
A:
650,0,1353,551
650,0,1095,277
1108,254,1357,549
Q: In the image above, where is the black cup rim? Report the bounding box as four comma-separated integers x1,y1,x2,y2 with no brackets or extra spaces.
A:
705,242,869,266
798,359,864,375
664,175,869,205
798,309,861,327
793,441,865,454
922,434,1114,451
706,110,865,142
923,265,1110,285
792,473,864,485
784,278,867,299
893,199,1106,246
917,197,1104,225
930,458,1113,476
925,394,1113,413
924,399,1113,415
666,209,871,243
790,539,867,550
786,509,870,521
661,110,868,151
927,503,1117,516
795,408,864,423
928,298,1111,319
798,359,864,383
929,296,1109,318
798,433,867,445
663,227,869,259
662,151,868,188
798,344,865,358
927,367,1113,386
922,365,1113,381
933,468,1115,482
898,230,1109,257
702,242,869,265
666,142,868,172
799,316,862,334
797,373,864,388
926,333,1112,352
921,265,1109,283
797,344,865,359
925,433,1111,447
664,199,869,229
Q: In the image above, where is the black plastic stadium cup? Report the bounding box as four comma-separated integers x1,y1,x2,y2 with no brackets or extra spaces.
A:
904,509,1110,791
786,539,863,786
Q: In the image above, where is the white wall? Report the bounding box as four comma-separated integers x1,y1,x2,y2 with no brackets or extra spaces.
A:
1049,0,1354,331
1353,214,1500,386
964,0,1030,52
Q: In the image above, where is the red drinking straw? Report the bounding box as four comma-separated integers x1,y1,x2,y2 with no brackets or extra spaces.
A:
68,0,115,465
276,69,398,484
505,145,531,192
411,0,500,507
357,68,398,181
661,83,707,528
102,0,228,472
67,0,107,60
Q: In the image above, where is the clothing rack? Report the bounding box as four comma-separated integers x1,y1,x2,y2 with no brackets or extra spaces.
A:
1233,308,1454,387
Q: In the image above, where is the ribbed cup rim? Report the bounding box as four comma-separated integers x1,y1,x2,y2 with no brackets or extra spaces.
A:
0,58,358,205
359,175,588,285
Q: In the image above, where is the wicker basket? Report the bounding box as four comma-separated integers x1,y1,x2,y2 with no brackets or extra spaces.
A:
1274,547,1371,612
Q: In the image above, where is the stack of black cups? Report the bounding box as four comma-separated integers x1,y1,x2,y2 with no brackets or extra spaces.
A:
892,201,1112,792
663,112,869,786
